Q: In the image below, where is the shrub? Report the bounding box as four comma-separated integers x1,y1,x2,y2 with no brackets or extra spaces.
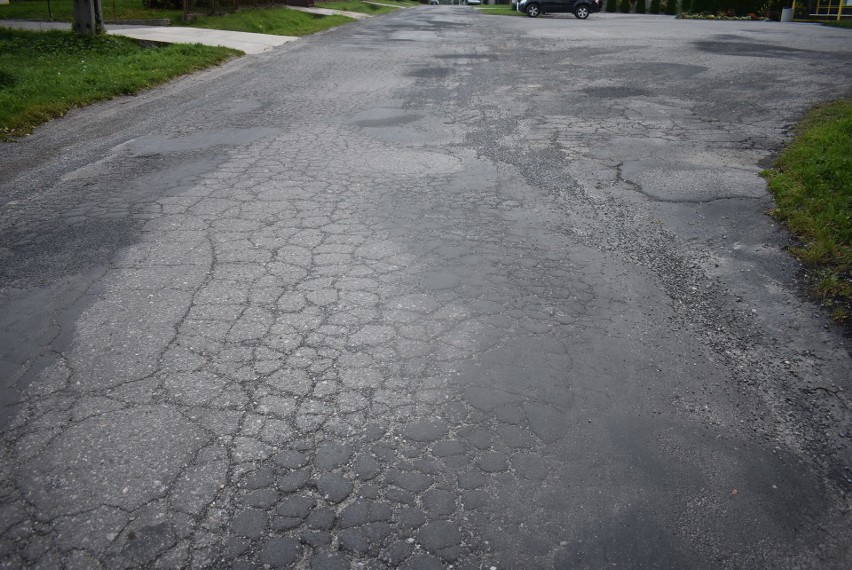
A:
695,0,723,13
606,0,617,11
142,0,184,8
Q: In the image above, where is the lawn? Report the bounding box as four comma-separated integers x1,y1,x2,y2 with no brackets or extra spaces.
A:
762,99,852,321
316,0,418,14
1,1,372,35
188,7,354,36
476,5,525,16
0,1,394,32
0,0,419,24
0,28,239,138
0,1,385,138
0,0,180,22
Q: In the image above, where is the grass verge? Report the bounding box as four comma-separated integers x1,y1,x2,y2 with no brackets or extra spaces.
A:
476,5,525,16
762,99,852,322
0,0,180,22
315,0,414,14
0,28,239,139
0,2,371,34
188,7,353,36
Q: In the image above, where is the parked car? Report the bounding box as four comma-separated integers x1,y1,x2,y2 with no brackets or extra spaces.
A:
517,0,601,18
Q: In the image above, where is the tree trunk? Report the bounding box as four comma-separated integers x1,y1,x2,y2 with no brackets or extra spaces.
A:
72,0,104,35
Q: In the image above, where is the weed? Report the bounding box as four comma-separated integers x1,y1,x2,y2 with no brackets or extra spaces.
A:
763,99,852,322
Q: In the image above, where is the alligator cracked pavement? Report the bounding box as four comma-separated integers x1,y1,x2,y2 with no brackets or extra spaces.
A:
1,9,851,569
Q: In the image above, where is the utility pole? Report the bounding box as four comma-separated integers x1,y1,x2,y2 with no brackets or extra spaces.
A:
72,0,105,35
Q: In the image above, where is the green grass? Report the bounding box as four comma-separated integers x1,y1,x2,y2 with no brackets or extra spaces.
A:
821,20,852,28
1,2,363,36
0,0,180,22
762,99,852,321
0,3,370,137
0,28,239,138
315,0,413,14
476,5,525,16
188,7,354,35
0,2,370,34
0,0,419,24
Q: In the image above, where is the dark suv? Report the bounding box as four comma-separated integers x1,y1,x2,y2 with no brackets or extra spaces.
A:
517,0,601,18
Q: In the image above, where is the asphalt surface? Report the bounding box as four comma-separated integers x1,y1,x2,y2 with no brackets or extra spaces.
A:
1,9,851,569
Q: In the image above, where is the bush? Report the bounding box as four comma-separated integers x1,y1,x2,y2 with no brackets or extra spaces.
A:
665,0,678,13
606,0,617,11
695,0,718,12
142,0,184,8
681,0,766,16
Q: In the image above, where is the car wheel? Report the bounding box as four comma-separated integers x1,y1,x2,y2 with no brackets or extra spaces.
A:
526,4,541,17
574,5,590,18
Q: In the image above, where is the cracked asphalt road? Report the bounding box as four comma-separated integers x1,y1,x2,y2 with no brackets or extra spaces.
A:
1,10,851,569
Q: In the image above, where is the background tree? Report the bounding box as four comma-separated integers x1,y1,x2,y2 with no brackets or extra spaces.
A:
691,0,720,13
619,0,631,11
635,0,646,12
728,0,764,15
650,0,661,12
665,0,679,14
606,0,618,11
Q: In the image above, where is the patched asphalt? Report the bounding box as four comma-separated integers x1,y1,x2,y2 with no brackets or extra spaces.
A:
1,10,851,569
